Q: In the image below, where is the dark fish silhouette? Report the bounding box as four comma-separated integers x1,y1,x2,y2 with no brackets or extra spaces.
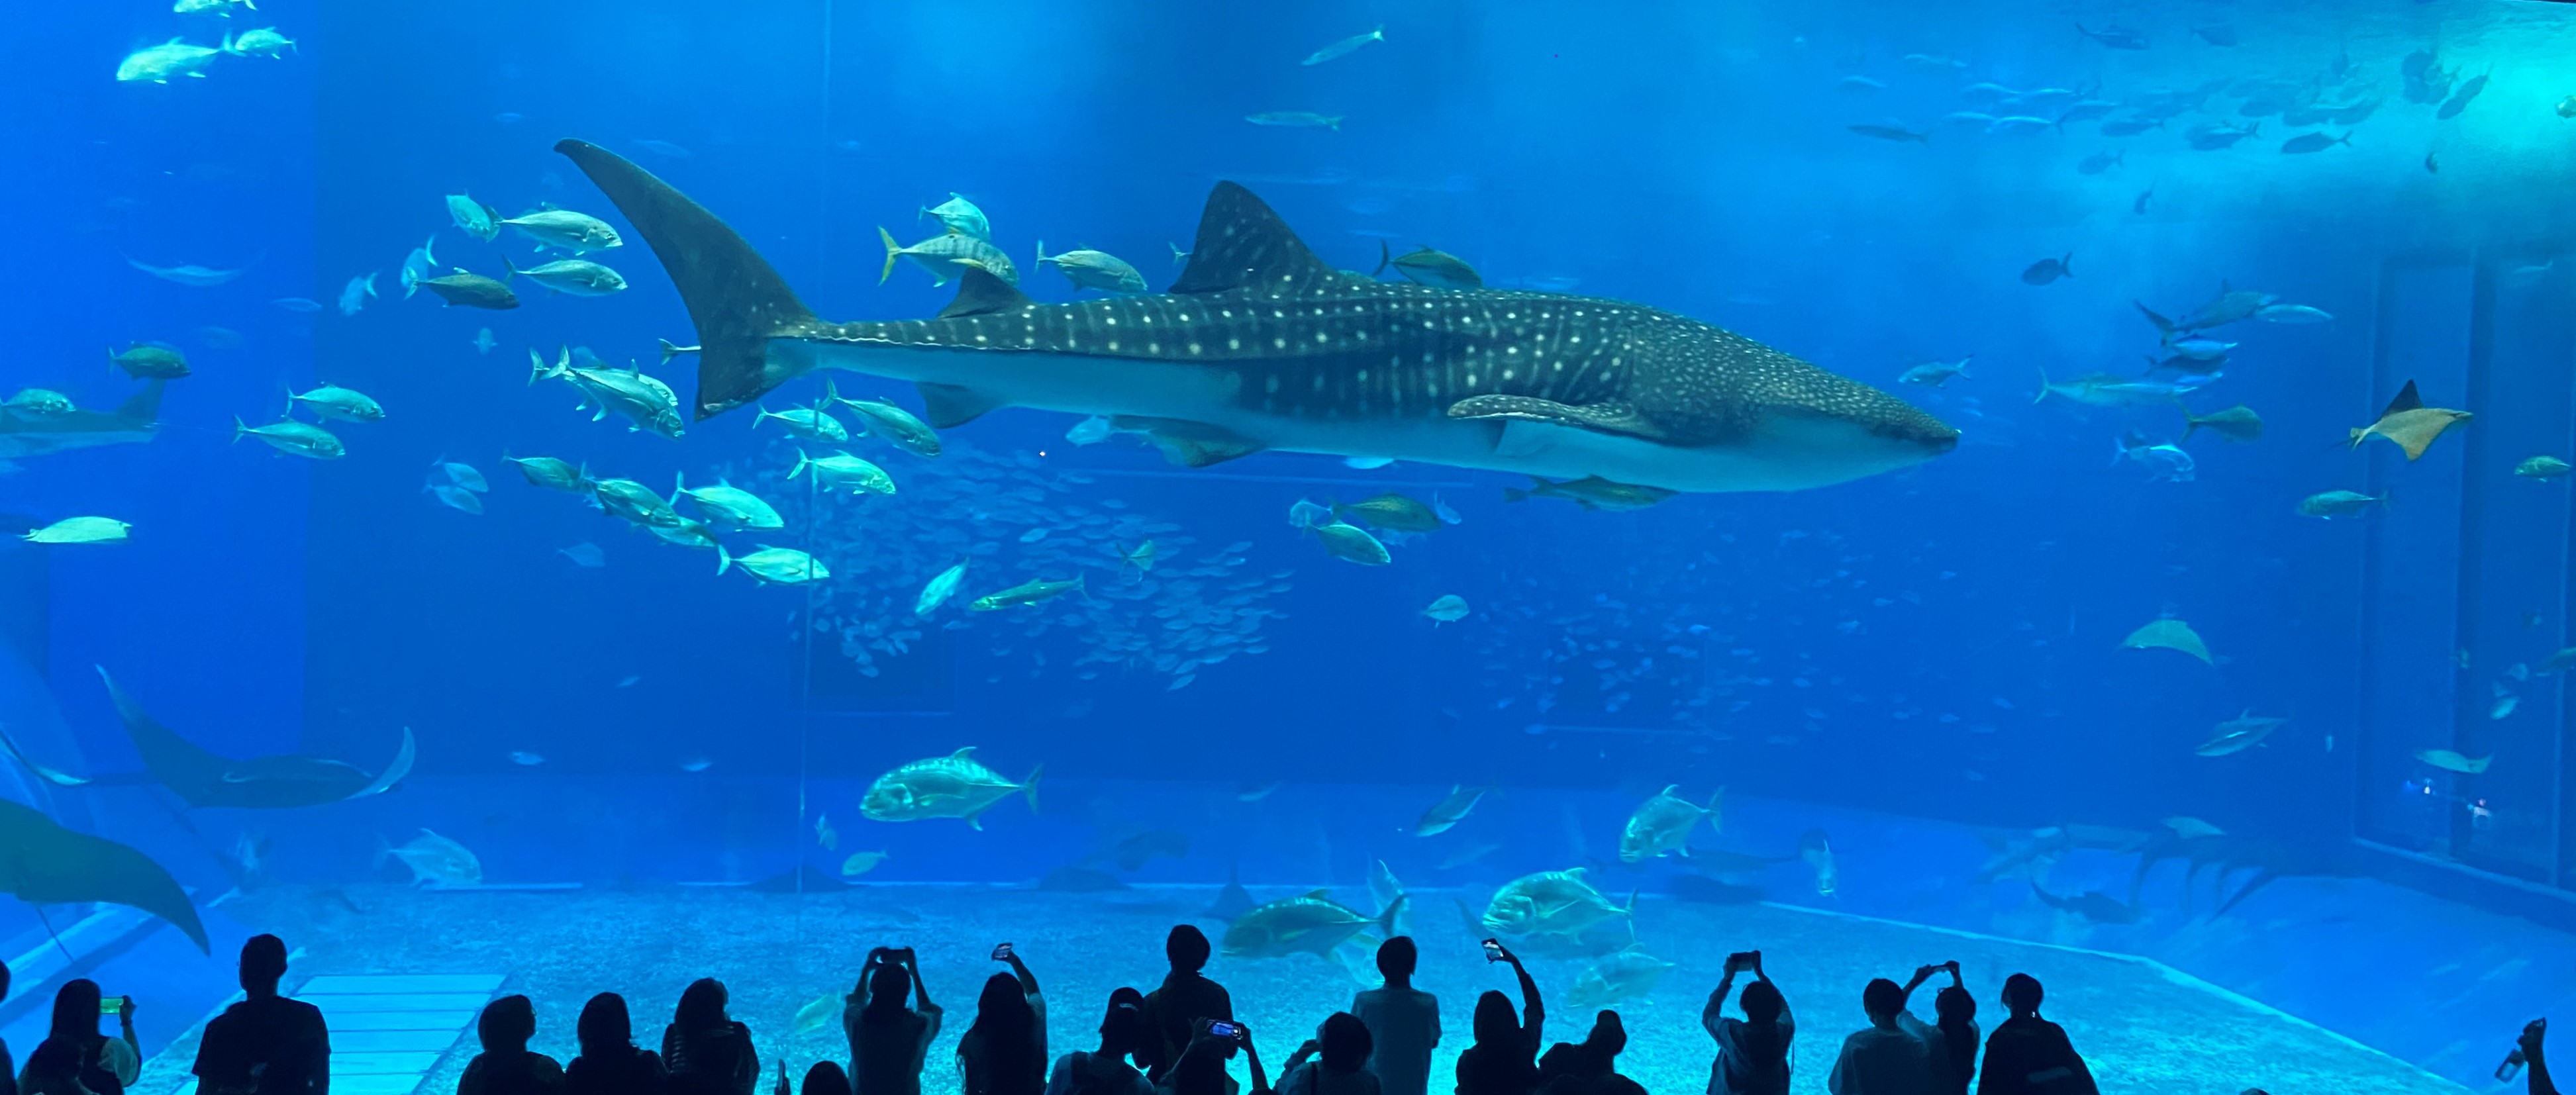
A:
0,798,206,951
556,140,1955,495
0,667,411,809
1202,860,1258,922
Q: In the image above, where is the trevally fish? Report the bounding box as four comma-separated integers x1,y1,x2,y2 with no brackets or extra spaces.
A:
415,269,519,310
879,228,1016,287
829,390,942,457
789,449,895,495
1374,243,1483,289
23,517,130,545
1413,785,1493,836
111,344,190,380
289,383,385,423
447,193,501,241
116,39,222,83
219,27,293,58
338,272,377,316
755,404,848,442
508,258,628,297
1567,946,1677,1008
920,193,989,240
915,558,969,616
503,207,624,253
591,477,684,528
2295,489,2387,519
529,348,685,437
860,746,1040,828
1037,243,1148,294
377,830,481,888
674,472,781,530
504,455,591,492
1898,357,1971,387
555,141,1956,494
399,236,438,299
1618,785,1724,862
232,416,342,459
2114,430,2195,483
1222,889,1404,961
715,545,828,585
1481,868,1634,937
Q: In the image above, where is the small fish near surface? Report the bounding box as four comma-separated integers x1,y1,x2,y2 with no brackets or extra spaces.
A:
22,516,131,545
1618,785,1725,862
2182,405,2263,442
117,39,223,83
2296,490,2388,519
1302,24,1384,66
969,575,1085,611
860,746,1041,828
1246,111,1343,130
415,269,520,310
1414,784,1493,836
2197,711,2285,756
2350,379,2470,461
2075,23,2148,49
716,546,829,586
1373,242,1483,290
2281,131,2352,154
1847,123,1929,143
1899,357,1972,387
2122,618,2212,664
2516,455,2573,479
1501,476,1674,511
2020,255,2073,285
2417,748,2492,775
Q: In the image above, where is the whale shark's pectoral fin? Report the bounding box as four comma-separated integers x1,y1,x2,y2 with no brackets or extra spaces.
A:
1111,416,1267,467
0,798,207,953
1446,395,1666,440
916,383,1009,428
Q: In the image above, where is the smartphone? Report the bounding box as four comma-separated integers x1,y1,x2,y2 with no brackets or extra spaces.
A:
1208,1021,1244,1041
991,943,1014,961
1481,939,1504,963
100,996,128,1016
2499,1047,2528,1083
1724,952,1750,973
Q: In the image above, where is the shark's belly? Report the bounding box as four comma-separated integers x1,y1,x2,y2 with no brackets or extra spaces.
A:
789,342,1930,493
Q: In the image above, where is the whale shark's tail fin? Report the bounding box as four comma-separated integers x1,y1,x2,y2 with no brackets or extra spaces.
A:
554,139,818,422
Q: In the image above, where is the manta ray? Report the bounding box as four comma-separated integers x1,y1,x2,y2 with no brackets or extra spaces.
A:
0,667,411,809
554,141,1957,493
0,380,165,469
0,798,207,952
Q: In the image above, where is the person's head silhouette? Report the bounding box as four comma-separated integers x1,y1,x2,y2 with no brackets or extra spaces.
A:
1318,1012,1372,1072
1935,985,1975,1027
1166,925,1211,973
1473,990,1518,1044
801,1061,852,1095
2002,973,2044,1018
1740,979,1785,1025
865,962,913,1018
240,933,288,994
479,996,536,1053
1376,936,1416,984
1861,978,1905,1022
577,993,633,1055
676,978,729,1030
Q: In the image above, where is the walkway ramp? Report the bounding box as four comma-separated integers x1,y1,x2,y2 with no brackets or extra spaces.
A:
294,973,505,1095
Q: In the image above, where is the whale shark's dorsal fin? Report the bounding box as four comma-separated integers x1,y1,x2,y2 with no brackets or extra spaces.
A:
1169,182,1335,296
939,265,1033,319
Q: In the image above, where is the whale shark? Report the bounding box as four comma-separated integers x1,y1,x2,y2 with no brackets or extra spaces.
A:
556,140,1957,493
0,379,166,471
0,667,411,810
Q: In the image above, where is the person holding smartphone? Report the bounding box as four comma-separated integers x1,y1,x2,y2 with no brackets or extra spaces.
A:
20,980,139,1095
1703,951,1793,1095
848,949,941,1095
1454,940,1543,1095
959,943,1047,1095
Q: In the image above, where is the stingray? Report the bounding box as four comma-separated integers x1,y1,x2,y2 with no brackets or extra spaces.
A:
0,797,207,952
0,667,411,809
2122,618,2212,663
2350,379,2471,461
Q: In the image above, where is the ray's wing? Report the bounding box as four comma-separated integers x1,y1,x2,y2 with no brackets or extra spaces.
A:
0,798,206,952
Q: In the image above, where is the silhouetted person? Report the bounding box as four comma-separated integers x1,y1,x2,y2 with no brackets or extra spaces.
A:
193,935,329,1095
21,980,138,1095
568,994,666,1095
1042,990,1152,1095
1827,976,1942,1095
1169,1020,1262,1095
1274,1013,1378,1095
1350,937,1438,1095
1536,1012,1624,1091
849,948,942,1095
1705,951,1792,1095
664,980,758,1095
460,996,565,1095
959,945,1046,1095
1923,966,1976,1095
1142,927,1234,1083
1974,976,2095,1095
2525,1020,2555,1095
1454,942,1542,1095
802,1063,852,1095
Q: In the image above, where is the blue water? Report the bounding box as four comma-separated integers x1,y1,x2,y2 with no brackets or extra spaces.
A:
8,0,2576,1090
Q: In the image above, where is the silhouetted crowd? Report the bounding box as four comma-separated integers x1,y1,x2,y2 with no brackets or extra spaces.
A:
22,926,2491,1095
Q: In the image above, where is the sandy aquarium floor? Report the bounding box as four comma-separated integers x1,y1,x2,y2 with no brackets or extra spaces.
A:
132,883,2463,1095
